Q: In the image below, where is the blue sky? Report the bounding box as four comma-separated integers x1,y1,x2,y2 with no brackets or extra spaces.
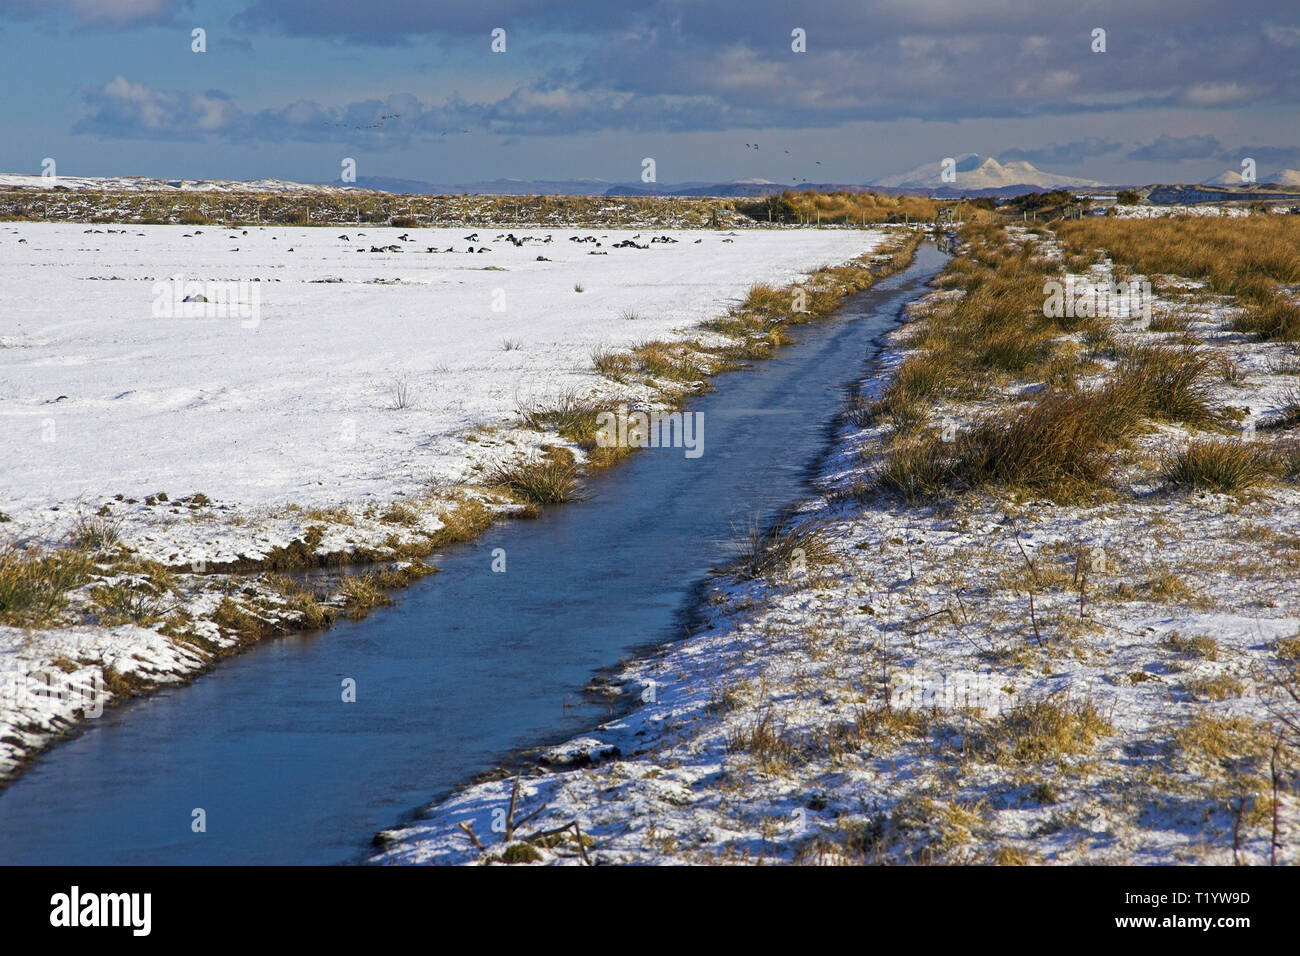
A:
3,0,1299,185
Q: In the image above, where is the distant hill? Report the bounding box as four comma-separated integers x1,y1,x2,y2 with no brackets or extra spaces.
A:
2,170,1154,202
872,154,1102,190
353,176,617,195
1203,168,1300,187
1202,169,1247,186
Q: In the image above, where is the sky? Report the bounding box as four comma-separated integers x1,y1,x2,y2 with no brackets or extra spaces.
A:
2,0,1299,186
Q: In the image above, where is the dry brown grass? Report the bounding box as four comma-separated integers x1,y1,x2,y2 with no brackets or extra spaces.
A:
486,456,582,505
0,544,95,626
738,190,940,225
1055,217,1300,341
1160,439,1280,493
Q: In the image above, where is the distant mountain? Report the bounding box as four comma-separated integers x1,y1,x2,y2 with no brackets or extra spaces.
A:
1202,168,1300,187
352,176,618,195
606,178,816,198
1202,169,1246,186
0,170,1127,201
872,154,1102,190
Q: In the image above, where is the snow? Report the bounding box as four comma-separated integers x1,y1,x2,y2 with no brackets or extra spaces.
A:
1,223,882,553
0,221,890,779
873,154,1102,190
371,227,1300,866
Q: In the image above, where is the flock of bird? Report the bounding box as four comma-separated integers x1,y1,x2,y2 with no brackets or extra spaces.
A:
13,226,742,259
323,112,403,131
743,142,825,183
338,230,727,255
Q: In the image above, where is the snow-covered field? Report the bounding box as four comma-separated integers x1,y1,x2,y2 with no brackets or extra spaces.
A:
2,223,883,560
373,227,1300,866
0,221,890,779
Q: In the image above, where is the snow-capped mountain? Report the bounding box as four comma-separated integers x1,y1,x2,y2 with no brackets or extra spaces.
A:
1202,168,1300,187
872,154,1102,190
1202,169,1246,186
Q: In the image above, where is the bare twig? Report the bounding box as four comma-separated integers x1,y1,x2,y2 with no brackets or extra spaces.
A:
1028,590,1043,648
458,821,486,851
1010,520,1039,587
505,774,521,840
573,820,593,866
1271,731,1284,866
1232,798,1243,866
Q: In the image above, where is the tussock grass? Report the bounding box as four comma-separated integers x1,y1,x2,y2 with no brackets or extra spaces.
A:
0,545,95,626
590,345,635,381
1112,345,1220,426
338,573,394,619
1160,439,1278,493
632,340,709,384
212,597,275,641
69,513,121,552
1185,674,1246,701
742,282,789,317
518,392,604,447
265,574,338,629
429,495,495,548
380,503,421,526
1272,438,1300,478
388,378,414,410
487,457,581,505
1176,713,1272,770
731,514,833,580
92,581,165,626
1161,631,1219,660
881,384,1139,502
991,695,1110,764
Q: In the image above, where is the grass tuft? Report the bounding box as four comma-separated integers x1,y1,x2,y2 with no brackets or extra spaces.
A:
1160,439,1278,493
